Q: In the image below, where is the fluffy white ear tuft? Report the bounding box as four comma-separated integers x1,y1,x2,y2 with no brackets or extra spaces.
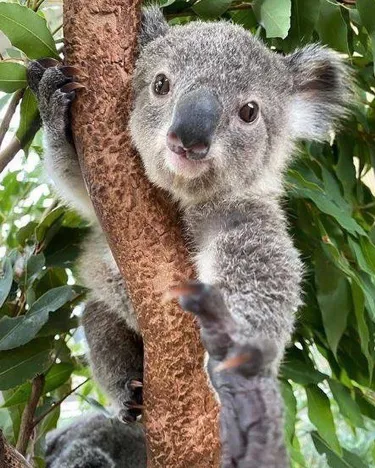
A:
284,45,353,141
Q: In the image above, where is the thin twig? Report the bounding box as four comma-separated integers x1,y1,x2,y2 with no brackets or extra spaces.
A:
0,89,24,148
32,378,90,428
52,23,63,36
16,375,45,456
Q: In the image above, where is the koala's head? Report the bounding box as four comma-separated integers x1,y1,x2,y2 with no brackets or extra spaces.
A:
130,7,351,206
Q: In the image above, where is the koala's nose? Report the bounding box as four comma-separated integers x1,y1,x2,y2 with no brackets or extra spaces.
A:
167,88,221,160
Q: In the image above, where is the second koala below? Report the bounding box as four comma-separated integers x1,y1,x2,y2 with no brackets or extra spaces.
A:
27,7,351,468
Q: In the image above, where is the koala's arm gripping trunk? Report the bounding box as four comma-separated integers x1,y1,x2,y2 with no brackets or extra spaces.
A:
63,1,220,467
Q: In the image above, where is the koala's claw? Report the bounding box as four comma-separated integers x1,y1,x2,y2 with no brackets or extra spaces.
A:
59,65,81,77
129,379,143,389
27,59,84,138
61,82,86,93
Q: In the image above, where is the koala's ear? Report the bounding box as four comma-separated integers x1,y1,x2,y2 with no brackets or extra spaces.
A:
284,45,352,141
139,6,169,48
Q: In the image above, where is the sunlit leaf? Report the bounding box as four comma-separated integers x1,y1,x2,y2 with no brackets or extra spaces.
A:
253,0,292,39
0,3,59,59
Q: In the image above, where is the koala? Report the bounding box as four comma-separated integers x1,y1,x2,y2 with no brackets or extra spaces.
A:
27,6,351,468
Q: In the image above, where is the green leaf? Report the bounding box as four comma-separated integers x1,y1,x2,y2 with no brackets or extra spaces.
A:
192,0,232,19
0,286,73,350
253,0,292,39
288,171,365,235
351,281,373,380
281,360,327,385
314,250,350,356
312,431,367,468
305,385,341,455
2,362,74,408
16,87,40,148
36,206,65,243
288,0,321,48
0,258,13,308
0,3,59,59
0,62,27,93
328,379,365,428
315,0,349,53
25,253,45,287
0,338,52,390
357,0,375,74
280,380,296,442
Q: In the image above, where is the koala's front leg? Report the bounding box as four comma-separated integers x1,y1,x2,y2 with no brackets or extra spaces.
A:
173,282,287,468
27,59,96,220
82,301,144,423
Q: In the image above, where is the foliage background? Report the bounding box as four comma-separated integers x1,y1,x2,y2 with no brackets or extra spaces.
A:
0,0,375,466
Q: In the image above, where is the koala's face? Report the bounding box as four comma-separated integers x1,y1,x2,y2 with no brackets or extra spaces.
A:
130,9,350,205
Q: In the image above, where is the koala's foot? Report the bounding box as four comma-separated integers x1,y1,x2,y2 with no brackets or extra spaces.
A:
118,378,144,424
27,58,84,138
171,282,287,468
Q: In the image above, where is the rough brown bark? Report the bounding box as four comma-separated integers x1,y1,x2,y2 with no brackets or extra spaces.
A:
0,432,33,468
63,1,220,467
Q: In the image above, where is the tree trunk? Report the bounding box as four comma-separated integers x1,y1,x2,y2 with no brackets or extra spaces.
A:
63,1,220,467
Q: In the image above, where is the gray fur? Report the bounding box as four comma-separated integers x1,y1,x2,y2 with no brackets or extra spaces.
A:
45,413,146,468
27,6,351,466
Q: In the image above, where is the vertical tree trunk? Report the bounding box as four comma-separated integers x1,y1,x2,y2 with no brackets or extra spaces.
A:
63,1,220,467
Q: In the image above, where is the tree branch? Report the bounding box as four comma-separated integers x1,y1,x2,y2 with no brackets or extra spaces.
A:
16,374,45,456
63,1,220,466
0,89,24,148
0,118,41,174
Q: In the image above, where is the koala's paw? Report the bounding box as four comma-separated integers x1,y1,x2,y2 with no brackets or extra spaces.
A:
118,378,144,424
171,282,286,468
27,59,84,137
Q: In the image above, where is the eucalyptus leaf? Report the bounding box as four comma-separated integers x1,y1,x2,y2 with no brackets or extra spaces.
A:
192,0,232,19
0,258,13,308
306,385,341,455
0,3,59,59
0,62,27,93
0,286,73,350
0,338,52,390
2,362,74,408
253,0,292,39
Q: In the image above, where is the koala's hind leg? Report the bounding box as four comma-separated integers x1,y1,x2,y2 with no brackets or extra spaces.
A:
27,59,95,221
82,301,144,423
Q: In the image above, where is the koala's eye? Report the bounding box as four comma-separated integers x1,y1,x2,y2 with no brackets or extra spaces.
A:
239,102,259,123
153,74,170,95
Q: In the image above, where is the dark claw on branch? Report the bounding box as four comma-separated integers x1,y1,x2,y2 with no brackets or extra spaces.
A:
60,65,81,77
129,379,143,389
124,401,144,410
61,82,86,93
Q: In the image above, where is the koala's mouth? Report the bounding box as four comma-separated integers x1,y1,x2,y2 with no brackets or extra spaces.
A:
165,149,211,179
